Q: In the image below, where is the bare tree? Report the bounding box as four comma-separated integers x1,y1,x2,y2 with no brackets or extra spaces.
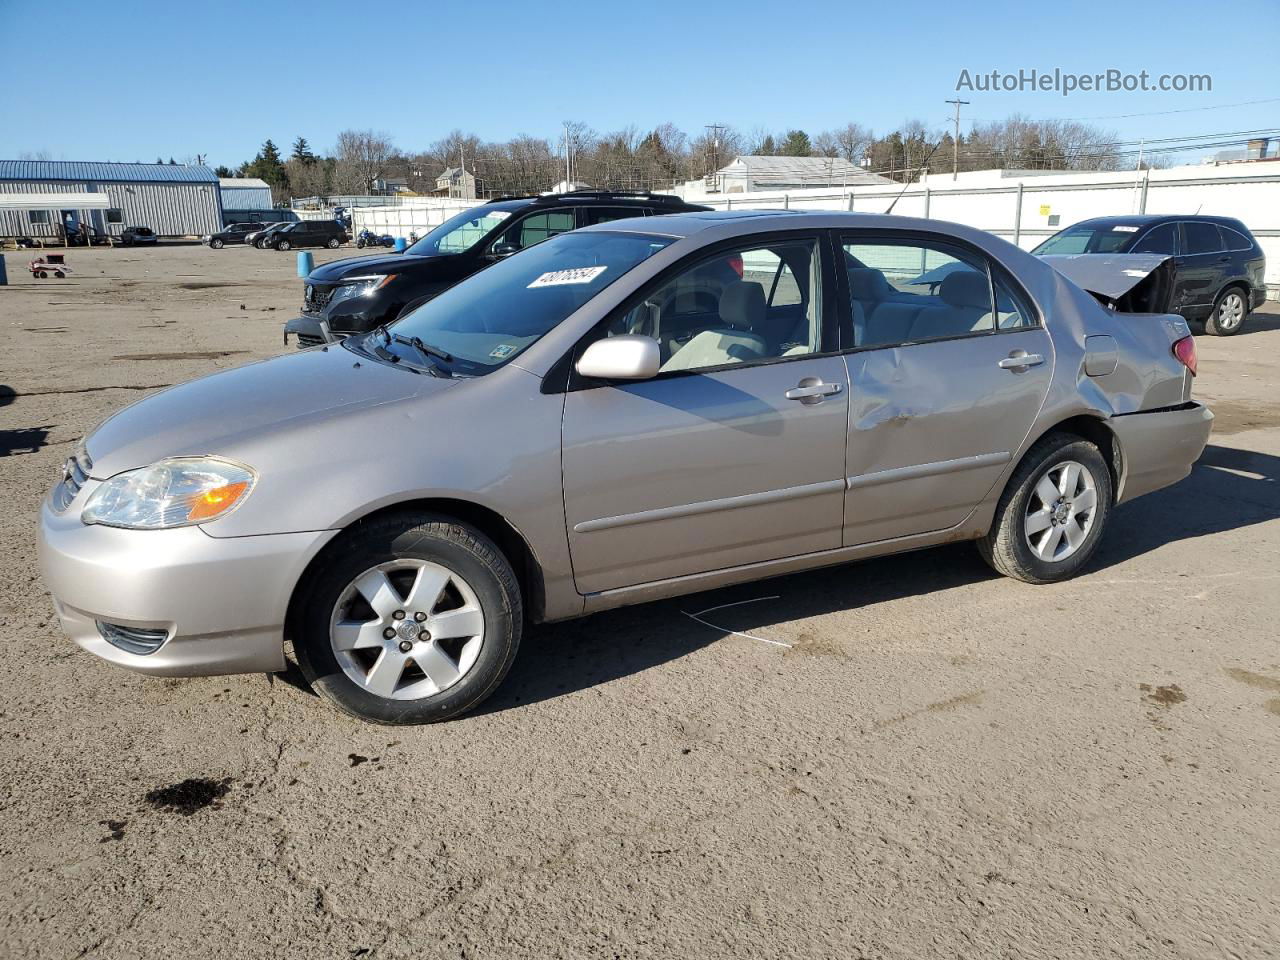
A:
334,129,395,194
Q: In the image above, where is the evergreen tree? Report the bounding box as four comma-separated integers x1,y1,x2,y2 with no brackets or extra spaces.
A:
780,130,812,157
291,137,317,164
758,135,776,156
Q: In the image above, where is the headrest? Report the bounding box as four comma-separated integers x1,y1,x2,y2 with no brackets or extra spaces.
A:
847,267,893,302
719,280,766,330
940,270,990,310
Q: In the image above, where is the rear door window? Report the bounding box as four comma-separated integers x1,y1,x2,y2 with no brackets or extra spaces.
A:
494,211,576,252
1183,221,1225,254
582,206,647,226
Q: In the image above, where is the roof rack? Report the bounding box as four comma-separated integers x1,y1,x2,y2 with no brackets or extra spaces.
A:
530,190,686,206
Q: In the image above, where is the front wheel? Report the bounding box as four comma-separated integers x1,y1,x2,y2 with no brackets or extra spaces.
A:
292,513,523,724
327,237,340,249
276,239,291,251
210,238,224,249
977,433,1112,584
1205,287,1248,336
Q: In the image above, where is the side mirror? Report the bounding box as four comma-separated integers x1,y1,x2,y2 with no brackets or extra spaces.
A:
490,242,521,258
576,335,661,381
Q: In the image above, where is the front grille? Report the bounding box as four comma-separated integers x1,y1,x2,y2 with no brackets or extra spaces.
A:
296,332,324,347
51,445,93,512
302,283,335,315
96,621,168,656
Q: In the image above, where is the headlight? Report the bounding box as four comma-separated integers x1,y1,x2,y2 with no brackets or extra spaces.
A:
81,457,256,529
329,274,396,306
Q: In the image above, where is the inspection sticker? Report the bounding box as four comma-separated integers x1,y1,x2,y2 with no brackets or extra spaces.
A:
528,266,607,288
1111,225,1140,232
487,210,510,221
489,344,517,359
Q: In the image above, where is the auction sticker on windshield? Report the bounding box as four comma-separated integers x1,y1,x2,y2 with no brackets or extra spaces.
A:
528,266,608,288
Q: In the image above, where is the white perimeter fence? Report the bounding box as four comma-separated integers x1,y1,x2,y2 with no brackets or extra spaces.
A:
314,165,1280,297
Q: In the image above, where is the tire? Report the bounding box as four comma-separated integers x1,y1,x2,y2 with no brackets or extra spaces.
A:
327,237,340,249
977,432,1112,584
357,238,366,248
1204,286,1248,336
277,239,291,251
292,513,523,724
36,271,47,279
54,271,65,279
210,238,224,249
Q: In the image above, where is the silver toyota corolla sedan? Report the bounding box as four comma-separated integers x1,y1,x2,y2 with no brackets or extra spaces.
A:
38,211,1213,724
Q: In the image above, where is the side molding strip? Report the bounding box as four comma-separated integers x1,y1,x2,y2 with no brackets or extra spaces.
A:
574,478,847,534
846,452,1010,490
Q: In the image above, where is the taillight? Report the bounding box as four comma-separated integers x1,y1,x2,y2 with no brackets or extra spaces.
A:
1173,335,1197,376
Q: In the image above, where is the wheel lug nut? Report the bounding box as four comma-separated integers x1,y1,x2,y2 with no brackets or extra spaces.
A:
420,630,432,642
414,611,427,622
398,640,413,653
392,610,406,620
383,628,395,639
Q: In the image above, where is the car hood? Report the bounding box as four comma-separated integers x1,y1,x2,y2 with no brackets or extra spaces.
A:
85,344,456,478
308,252,454,282
1038,253,1171,301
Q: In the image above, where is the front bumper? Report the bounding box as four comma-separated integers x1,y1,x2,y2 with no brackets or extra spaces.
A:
38,497,337,677
1110,401,1214,504
284,314,329,347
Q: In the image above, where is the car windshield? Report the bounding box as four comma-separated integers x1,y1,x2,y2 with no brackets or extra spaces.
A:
1033,223,1143,255
406,205,516,256
354,230,674,375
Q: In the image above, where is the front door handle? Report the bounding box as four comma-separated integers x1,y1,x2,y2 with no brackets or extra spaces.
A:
785,378,843,404
998,353,1044,370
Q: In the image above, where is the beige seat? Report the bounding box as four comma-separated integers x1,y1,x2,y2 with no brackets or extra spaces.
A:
661,281,769,372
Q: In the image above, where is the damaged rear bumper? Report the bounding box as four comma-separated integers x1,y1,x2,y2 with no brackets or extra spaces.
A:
1110,401,1214,503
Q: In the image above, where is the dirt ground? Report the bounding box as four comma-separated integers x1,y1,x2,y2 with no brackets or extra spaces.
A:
1,243,1278,960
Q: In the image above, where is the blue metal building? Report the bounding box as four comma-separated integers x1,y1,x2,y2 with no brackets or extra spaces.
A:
0,160,223,239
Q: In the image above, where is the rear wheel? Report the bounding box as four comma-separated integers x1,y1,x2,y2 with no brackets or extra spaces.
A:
277,239,291,251
292,513,523,724
54,271,65,279
977,433,1112,584
1205,287,1248,336
36,270,47,279
327,237,340,249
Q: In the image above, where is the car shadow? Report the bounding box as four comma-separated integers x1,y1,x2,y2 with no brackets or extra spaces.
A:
481,442,1279,716
1093,443,1278,567
0,426,52,457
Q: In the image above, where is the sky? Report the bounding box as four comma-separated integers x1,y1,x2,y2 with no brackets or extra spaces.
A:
1,0,1277,169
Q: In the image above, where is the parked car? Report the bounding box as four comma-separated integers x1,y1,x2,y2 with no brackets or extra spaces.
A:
120,225,158,247
271,220,349,251
285,191,710,347
203,222,265,249
39,211,1213,724
246,222,292,249
1033,215,1266,336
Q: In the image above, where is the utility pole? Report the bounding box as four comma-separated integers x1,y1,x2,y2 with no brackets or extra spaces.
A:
705,123,726,188
563,121,572,191
945,98,969,180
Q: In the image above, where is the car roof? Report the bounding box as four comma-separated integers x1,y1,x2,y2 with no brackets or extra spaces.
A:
482,192,703,212
1069,214,1247,228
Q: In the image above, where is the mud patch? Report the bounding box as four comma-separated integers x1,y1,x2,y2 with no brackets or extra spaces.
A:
1141,683,1187,707
1223,667,1280,692
784,632,844,657
112,350,247,361
144,777,231,815
1202,398,1280,435
99,819,126,842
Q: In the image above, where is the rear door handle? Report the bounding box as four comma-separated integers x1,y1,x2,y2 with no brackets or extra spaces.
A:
998,353,1044,370
785,379,843,403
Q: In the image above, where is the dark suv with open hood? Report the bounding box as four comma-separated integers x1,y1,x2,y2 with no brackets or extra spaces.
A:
284,191,709,347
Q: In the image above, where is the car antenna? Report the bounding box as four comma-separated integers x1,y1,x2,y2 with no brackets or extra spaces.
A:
884,140,944,214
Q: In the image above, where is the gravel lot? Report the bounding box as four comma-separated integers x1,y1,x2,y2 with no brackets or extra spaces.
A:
1,243,1278,959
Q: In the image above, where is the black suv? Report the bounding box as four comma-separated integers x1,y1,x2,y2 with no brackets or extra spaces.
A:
204,222,265,248
270,220,349,251
1033,214,1267,335
285,192,710,346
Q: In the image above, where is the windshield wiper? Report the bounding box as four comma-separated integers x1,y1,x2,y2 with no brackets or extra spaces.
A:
392,333,453,377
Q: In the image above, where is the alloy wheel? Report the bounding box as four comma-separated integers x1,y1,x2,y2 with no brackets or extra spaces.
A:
1217,292,1245,331
1024,459,1098,562
328,559,485,700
